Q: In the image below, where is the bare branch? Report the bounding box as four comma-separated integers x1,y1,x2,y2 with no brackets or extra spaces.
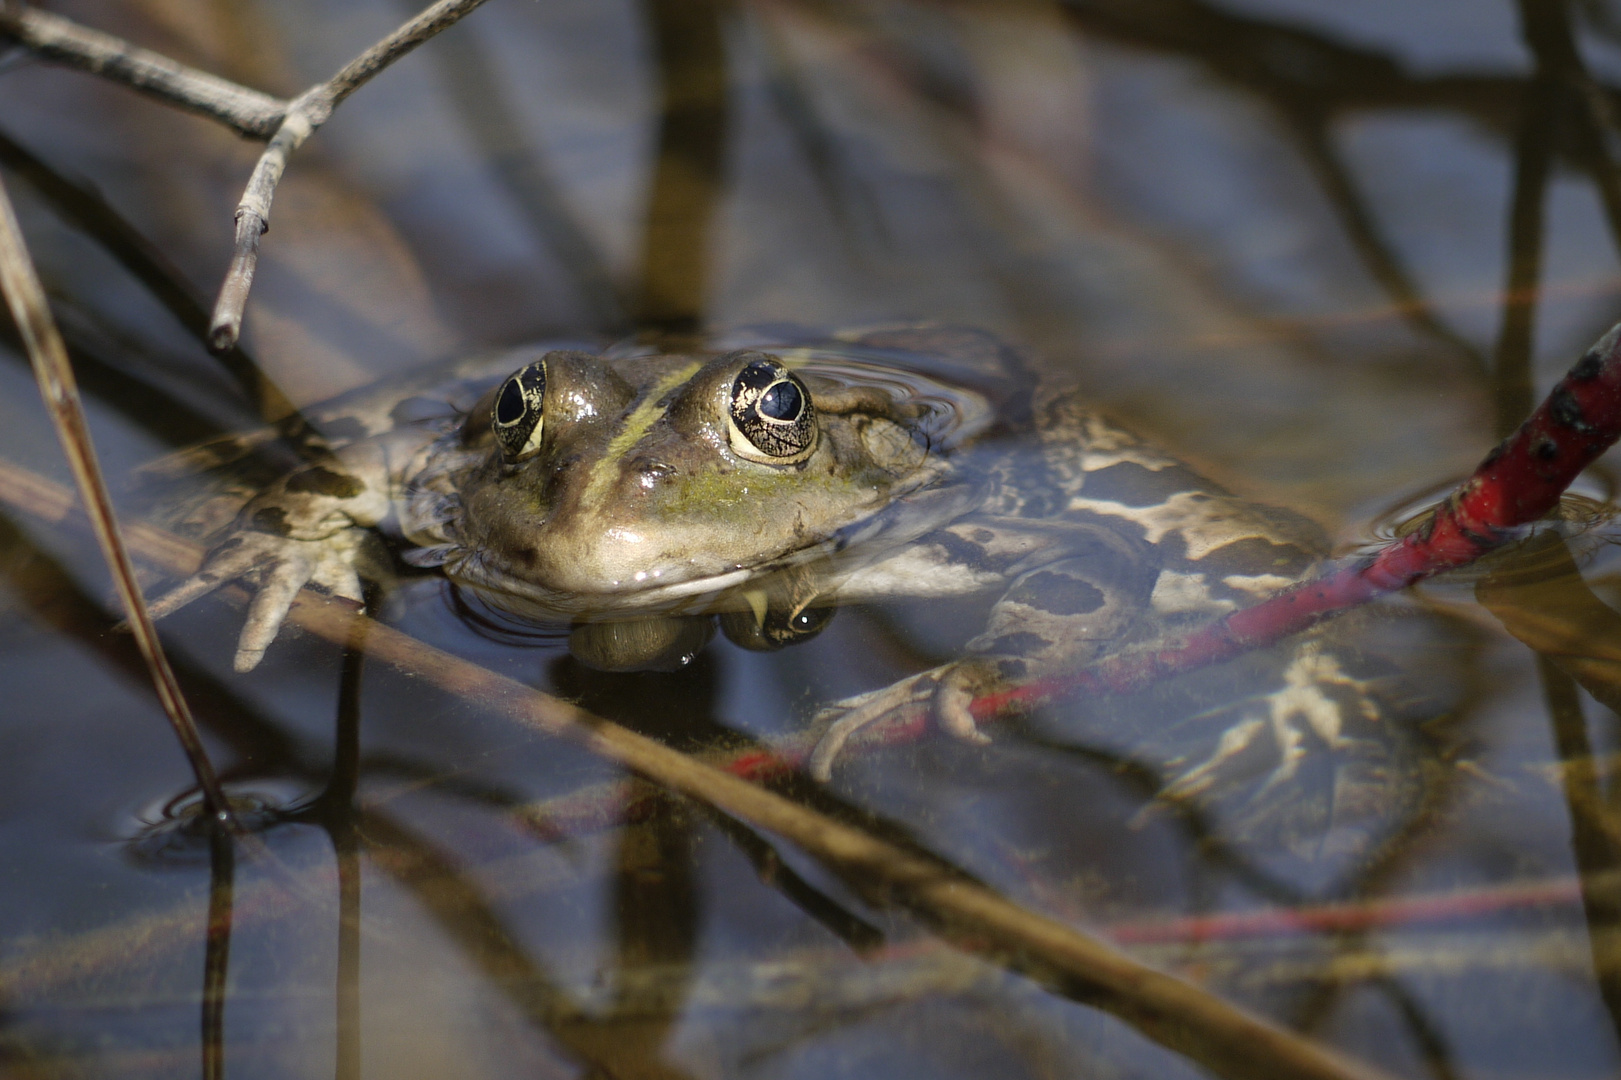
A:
2,0,501,355
0,459,1396,1080
0,5,286,138
326,0,493,106
207,0,491,351
208,96,320,351
0,175,238,830
0,129,299,420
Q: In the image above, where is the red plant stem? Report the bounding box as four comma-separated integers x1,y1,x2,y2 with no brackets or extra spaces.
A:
978,321,1621,713
523,312,1621,823
1105,877,1585,945
548,320,1621,790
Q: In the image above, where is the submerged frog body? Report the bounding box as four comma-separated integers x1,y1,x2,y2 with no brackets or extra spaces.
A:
149,326,1421,861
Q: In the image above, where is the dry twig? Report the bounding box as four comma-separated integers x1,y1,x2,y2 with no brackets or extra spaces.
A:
0,1,496,351
0,175,236,829
207,0,492,350
0,5,286,137
0,459,1394,1080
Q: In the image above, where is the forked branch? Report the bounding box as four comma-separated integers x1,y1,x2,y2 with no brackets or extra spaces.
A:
207,0,493,351
0,0,493,352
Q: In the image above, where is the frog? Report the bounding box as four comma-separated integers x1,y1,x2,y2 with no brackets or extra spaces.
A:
145,324,1421,863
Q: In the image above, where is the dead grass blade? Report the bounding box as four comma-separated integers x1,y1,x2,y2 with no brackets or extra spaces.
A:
0,175,237,829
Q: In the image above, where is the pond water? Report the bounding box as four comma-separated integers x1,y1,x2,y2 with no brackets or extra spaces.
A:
4,1,1621,1078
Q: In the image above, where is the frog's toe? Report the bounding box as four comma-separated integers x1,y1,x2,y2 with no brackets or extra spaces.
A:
229,532,377,670
145,568,231,623
807,664,996,779
234,554,317,672
147,532,279,621
807,672,938,780
308,549,366,606
146,526,379,671
936,666,991,745
1155,715,1269,805
808,694,887,781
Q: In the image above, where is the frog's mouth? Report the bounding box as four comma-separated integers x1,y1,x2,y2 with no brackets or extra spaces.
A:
436,474,987,622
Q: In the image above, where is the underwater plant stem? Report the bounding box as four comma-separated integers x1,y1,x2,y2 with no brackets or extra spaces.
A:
1516,0,1621,257
261,608,1403,1080
207,0,491,351
0,174,239,831
201,825,235,1080
0,5,287,136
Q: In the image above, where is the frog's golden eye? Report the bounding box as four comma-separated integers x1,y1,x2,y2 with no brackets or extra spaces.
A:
492,361,548,463
727,358,817,464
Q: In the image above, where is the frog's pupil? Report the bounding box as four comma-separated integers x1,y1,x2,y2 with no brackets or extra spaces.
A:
496,379,526,425
759,381,802,421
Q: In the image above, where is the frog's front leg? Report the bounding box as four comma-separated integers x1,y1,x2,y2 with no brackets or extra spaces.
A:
147,441,398,672
809,524,1153,779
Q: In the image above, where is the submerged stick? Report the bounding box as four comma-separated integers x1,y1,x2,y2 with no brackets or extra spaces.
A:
207,0,491,351
0,175,237,830
0,462,1393,1080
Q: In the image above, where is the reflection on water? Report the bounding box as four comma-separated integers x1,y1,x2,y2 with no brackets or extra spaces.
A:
4,0,1621,1078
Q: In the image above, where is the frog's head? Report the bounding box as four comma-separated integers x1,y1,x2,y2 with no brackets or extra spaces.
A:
444,348,937,614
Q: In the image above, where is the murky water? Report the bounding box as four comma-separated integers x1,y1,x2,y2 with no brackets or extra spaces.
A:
5,1,1621,1077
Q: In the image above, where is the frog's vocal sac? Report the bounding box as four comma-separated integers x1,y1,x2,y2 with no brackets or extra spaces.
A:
147,325,1428,864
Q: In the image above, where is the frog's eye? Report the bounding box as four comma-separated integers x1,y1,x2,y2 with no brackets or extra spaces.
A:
727,358,817,464
491,361,548,463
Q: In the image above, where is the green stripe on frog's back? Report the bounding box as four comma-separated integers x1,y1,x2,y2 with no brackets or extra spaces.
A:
580,360,703,508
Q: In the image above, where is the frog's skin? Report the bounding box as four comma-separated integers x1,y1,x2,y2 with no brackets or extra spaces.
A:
148,326,1411,851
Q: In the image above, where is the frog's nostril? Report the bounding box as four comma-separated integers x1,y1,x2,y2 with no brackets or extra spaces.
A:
632,457,674,487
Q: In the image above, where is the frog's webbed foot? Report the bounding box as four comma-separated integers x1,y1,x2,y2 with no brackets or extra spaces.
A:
147,527,373,672
1160,642,1383,798
807,662,990,781
1143,641,1403,862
